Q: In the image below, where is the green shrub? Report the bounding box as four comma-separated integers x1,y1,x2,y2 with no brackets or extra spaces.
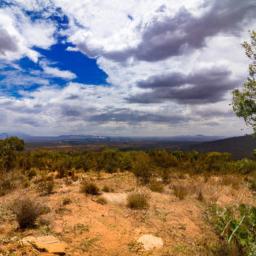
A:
10,197,43,229
80,181,100,195
132,152,152,184
202,152,231,172
127,192,149,209
208,204,256,256
149,180,164,193
235,159,256,174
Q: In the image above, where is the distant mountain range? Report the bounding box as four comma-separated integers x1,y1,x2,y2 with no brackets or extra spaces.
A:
0,133,224,143
1,132,255,158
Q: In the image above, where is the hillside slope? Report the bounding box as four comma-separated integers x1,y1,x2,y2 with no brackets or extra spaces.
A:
190,135,256,159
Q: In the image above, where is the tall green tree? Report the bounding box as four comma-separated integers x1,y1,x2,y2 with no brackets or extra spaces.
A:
0,137,24,171
232,31,256,132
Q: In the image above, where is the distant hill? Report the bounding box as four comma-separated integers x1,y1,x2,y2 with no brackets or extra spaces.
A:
190,135,256,159
0,133,223,144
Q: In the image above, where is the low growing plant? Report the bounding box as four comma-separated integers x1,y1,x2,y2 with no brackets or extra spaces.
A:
173,184,188,200
149,180,164,193
37,178,54,196
127,192,149,209
10,197,43,229
80,181,100,195
208,204,256,256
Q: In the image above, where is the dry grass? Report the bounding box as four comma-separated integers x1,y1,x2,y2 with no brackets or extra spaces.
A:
10,197,43,229
149,180,164,193
96,196,107,205
221,175,240,189
37,178,54,195
80,181,100,195
172,184,189,200
127,192,149,209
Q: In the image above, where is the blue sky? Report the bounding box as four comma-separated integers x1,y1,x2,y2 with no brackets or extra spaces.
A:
0,0,255,136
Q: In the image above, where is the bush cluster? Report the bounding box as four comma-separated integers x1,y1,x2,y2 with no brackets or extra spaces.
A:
1,137,256,190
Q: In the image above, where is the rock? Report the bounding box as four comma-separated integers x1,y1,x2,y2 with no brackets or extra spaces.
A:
137,234,163,251
22,235,67,254
101,193,127,205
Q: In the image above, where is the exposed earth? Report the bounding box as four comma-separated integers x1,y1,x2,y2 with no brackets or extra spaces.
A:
0,171,255,256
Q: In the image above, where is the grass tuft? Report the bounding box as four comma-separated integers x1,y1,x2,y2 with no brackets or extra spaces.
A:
10,197,43,229
80,181,100,195
127,192,149,210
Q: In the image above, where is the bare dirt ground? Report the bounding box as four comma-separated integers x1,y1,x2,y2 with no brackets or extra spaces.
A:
0,171,255,256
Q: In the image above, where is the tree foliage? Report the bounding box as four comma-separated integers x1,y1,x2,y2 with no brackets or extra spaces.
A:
233,31,256,132
0,137,24,171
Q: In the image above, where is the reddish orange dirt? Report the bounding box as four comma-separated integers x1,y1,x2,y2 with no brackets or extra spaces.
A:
0,172,255,256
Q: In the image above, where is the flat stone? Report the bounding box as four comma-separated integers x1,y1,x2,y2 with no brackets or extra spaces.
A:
22,235,67,254
137,234,163,251
101,193,127,205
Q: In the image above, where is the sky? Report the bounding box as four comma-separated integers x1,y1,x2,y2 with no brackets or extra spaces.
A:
0,0,255,137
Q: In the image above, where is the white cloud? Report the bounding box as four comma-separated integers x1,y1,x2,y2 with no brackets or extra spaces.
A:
0,6,56,62
0,0,255,136
42,65,77,80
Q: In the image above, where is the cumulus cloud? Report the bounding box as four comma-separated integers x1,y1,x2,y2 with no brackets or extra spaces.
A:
128,0,256,62
42,65,77,80
0,0,254,136
0,28,18,54
55,0,256,62
0,6,56,61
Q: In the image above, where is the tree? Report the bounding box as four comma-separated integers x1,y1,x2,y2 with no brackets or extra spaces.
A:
232,31,256,132
0,137,24,171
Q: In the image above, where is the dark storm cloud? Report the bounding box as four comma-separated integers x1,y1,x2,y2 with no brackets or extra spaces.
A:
88,108,188,125
0,27,18,54
127,66,240,104
105,0,256,62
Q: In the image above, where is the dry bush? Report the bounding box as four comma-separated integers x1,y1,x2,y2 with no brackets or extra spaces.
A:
173,185,189,200
62,197,72,206
80,180,100,195
10,197,43,229
221,176,240,190
149,180,164,193
249,179,256,192
37,178,54,195
102,185,114,192
127,192,149,209
25,168,38,180
96,196,107,205
0,174,15,196
197,189,205,202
